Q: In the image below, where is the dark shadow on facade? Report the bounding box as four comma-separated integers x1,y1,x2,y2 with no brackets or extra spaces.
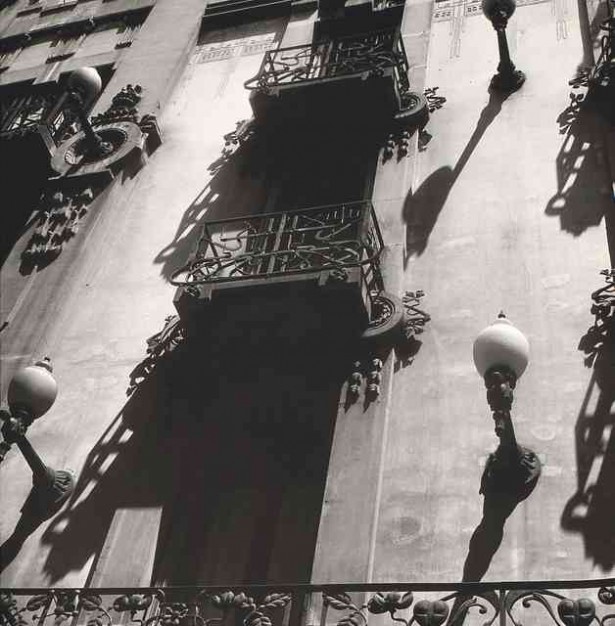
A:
0,488,66,573
38,347,177,583
155,120,381,282
403,90,508,265
150,315,350,585
447,479,537,625
545,87,612,238
30,311,349,584
561,299,615,571
154,126,271,282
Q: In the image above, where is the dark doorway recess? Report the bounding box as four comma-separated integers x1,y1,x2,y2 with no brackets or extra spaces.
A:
151,322,350,585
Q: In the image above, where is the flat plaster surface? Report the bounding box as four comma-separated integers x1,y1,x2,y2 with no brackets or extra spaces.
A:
371,0,613,581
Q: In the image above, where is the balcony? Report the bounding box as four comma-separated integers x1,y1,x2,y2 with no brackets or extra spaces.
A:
172,201,384,336
2,580,615,626
244,30,416,126
0,85,73,157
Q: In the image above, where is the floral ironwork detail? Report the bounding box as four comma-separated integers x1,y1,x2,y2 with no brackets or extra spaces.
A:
245,31,404,91
90,84,143,127
244,29,421,118
2,585,615,626
171,201,385,308
86,84,160,149
368,592,414,614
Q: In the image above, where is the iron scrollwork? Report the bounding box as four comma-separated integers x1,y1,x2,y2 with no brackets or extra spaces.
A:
171,201,385,307
244,31,402,91
3,584,615,626
244,29,424,119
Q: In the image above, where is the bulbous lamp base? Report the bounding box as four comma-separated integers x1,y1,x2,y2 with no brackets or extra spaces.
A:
480,444,541,498
490,69,526,93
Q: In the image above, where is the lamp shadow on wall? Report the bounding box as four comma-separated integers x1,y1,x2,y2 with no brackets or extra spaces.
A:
402,89,509,266
34,347,179,584
446,481,537,625
560,307,615,571
5,316,345,585
544,84,613,245
0,356,174,581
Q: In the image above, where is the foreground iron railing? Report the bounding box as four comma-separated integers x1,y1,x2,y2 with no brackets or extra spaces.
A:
171,201,385,303
244,30,411,106
0,85,74,145
2,581,615,626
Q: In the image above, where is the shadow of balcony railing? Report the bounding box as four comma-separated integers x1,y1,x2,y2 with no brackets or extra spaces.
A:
3,580,615,626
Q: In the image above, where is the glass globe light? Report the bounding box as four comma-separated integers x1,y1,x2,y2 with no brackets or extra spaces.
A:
67,67,103,106
7,357,58,419
473,313,529,379
482,0,516,20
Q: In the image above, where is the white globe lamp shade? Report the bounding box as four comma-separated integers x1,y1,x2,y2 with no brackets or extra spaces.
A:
7,357,58,419
473,314,529,379
67,67,103,106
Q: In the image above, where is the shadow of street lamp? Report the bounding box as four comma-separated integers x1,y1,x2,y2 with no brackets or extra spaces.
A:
473,313,541,497
482,0,526,93
0,357,74,518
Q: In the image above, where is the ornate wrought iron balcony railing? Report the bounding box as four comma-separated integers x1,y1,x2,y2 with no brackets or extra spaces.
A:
244,30,413,111
0,85,73,145
2,580,615,626
171,201,385,307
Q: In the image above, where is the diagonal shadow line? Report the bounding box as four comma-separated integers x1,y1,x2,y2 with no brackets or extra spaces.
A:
403,89,510,265
446,482,537,626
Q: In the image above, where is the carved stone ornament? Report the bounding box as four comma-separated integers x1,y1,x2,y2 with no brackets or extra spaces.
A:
51,120,146,178
51,84,161,178
21,86,162,268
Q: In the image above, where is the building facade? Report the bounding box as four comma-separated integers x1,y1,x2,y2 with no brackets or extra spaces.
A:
1,0,615,618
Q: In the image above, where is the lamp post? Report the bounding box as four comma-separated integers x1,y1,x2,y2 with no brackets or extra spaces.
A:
0,358,75,517
473,313,540,496
482,0,525,92
65,66,112,158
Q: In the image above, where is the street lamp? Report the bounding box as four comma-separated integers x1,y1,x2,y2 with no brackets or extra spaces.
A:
0,357,75,517
473,313,540,496
65,66,112,158
482,0,525,92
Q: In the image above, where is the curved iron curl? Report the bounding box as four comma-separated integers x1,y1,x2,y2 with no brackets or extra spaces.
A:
600,614,615,626
506,590,566,626
35,591,79,624
454,594,499,626
170,242,384,287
